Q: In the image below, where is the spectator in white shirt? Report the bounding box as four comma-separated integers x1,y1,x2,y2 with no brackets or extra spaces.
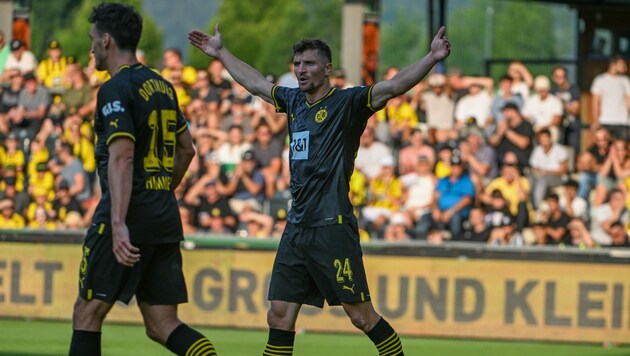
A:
590,55,630,141
528,129,568,208
2,40,37,81
523,75,563,141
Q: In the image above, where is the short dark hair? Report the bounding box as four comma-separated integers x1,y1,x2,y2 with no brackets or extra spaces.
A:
293,39,332,64
545,193,560,203
89,3,142,53
499,74,513,82
166,47,183,59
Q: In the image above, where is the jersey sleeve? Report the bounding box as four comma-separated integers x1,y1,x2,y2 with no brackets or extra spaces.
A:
271,85,289,113
98,81,136,145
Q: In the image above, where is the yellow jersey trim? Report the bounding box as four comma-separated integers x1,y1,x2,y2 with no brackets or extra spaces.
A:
176,124,188,134
306,88,335,108
106,132,136,146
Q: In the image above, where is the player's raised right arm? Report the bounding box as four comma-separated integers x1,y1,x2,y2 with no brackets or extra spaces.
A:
188,25,275,104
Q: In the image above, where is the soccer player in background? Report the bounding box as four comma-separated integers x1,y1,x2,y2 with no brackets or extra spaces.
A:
69,3,217,355
189,23,450,355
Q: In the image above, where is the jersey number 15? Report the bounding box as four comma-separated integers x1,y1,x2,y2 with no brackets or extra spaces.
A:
144,109,176,173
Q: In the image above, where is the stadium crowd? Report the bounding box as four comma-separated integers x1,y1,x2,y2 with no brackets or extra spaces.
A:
0,31,629,248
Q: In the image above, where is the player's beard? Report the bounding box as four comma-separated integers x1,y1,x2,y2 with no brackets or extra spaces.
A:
94,52,107,71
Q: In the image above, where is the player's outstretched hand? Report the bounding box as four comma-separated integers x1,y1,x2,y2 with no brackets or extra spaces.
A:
188,24,223,58
112,223,140,267
431,26,451,61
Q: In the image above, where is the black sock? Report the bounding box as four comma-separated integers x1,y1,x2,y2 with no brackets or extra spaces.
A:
366,318,404,356
263,328,295,356
166,324,216,356
69,330,102,356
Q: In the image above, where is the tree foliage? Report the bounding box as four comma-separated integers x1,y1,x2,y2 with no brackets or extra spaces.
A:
43,0,163,67
189,0,342,77
379,6,428,81
31,0,82,59
447,0,556,78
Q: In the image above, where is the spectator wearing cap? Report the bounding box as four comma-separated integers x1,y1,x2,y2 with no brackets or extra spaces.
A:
224,150,265,215
398,127,435,175
528,129,568,208
1,133,25,189
418,73,456,145
399,154,436,239
489,101,534,171
50,142,90,204
489,74,524,127
2,39,37,79
26,185,55,223
271,208,288,239
361,155,403,239
9,71,51,141
454,80,493,133
522,75,563,141
0,68,24,137
431,154,475,240
0,31,10,76
0,199,25,228
481,151,531,231
52,180,84,224
28,161,55,200
37,39,71,91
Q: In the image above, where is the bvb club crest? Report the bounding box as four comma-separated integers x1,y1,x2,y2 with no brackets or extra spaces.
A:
315,109,328,123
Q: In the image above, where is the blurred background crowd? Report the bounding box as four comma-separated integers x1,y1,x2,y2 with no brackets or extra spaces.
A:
0,30,629,248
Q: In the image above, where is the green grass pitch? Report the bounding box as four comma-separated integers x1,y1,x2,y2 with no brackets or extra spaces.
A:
0,318,627,355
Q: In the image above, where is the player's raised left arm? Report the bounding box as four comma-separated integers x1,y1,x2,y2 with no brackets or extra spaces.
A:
172,128,196,189
371,26,450,110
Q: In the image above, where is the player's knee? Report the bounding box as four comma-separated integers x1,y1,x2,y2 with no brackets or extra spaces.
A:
349,314,371,332
144,326,162,344
267,308,291,329
72,297,109,329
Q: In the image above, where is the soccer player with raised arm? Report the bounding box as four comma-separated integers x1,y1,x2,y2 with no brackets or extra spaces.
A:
189,23,450,356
